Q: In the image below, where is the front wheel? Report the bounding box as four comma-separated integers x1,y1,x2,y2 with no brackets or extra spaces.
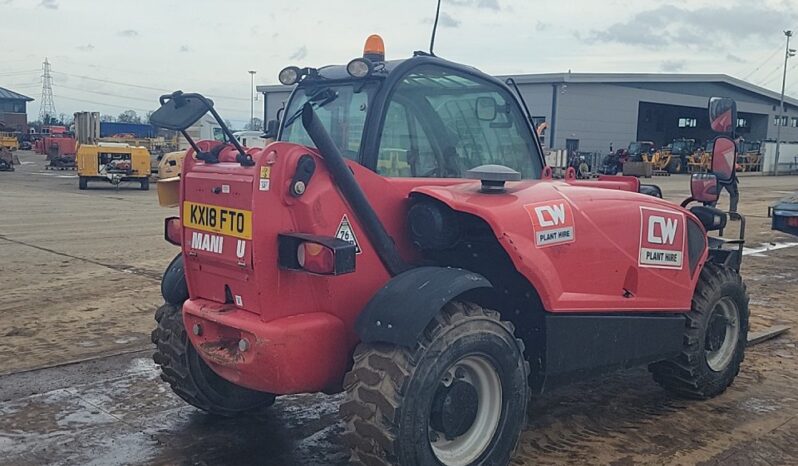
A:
649,263,749,399
340,301,529,466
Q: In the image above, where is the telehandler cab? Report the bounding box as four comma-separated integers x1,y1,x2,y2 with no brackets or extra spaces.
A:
149,36,749,466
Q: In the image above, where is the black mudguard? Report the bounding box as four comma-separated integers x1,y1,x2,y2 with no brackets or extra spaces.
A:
355,266,492,347
161,253,189,305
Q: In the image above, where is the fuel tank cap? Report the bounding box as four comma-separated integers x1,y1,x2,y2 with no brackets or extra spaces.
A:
466,164,521,193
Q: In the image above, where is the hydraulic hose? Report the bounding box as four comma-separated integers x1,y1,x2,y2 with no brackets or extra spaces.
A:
301,103,408,277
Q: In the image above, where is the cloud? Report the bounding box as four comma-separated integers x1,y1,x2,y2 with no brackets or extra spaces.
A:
39,0,57,9
2,0,14,5
660,60,685,72
582,3,797,50
424,11,461,28
117,29,139,38
535,21,551,32
726,53,745,64
289,46,307,61
76,44,95,52
179,45,190,53
449,0,500,10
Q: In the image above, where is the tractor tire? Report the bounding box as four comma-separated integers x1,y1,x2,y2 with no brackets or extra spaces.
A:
152,303,276,417
78,176,88,190
340,301,529,466
667,157,683,174
140,178,150,191
161,254,189,305
649,263,749,399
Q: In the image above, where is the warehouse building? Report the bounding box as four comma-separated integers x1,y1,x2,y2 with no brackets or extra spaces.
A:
0,86,33,133
257,72,798,155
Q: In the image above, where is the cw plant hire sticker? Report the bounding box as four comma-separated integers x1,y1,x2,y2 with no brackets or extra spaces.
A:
524,200,575,247
638,207,685,269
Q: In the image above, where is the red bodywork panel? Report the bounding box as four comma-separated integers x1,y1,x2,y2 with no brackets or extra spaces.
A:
177,142,707,394
413,180,705,312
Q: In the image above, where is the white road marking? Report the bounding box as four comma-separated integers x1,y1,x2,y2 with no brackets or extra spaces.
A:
743,242,798,256
30,172,77,178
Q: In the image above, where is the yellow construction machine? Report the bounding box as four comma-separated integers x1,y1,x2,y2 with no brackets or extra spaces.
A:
76,143,151,190
0,132,19,151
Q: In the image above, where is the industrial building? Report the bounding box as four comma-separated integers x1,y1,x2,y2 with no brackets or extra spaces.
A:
0,86,33,133
257,72,798,155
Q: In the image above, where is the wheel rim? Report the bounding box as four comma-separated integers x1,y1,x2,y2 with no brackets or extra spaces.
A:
428,355,502,466
705,297,740,372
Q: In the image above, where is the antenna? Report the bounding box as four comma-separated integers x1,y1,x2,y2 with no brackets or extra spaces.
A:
429,0,442,56
39,58,57,123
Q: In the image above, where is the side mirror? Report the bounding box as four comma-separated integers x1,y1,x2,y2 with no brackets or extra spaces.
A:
708,97,737,134
475,96,497,121
263,119,279,139
691,173,720,204
711,136,736,182
150,91,213,131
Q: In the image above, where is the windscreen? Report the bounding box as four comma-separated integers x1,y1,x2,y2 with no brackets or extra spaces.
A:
377,65,541,179
280,82,377,160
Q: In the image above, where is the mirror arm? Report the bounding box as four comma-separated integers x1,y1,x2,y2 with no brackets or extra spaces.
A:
202,103,253,166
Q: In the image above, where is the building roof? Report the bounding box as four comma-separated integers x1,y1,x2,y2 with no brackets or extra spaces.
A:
0,86,34,101
258,70,798,108
501,72,798,107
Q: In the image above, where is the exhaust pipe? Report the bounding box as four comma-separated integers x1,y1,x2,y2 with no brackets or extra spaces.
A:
301,103,407,277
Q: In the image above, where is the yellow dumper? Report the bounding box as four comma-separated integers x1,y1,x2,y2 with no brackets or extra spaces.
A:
76,143,151,190
0,132,19,151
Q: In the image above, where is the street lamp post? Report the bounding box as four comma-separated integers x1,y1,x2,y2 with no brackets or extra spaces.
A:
774,30,795,175
248,70,257,130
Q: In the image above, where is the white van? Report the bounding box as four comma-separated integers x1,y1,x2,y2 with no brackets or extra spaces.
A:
233,130,268,148
178,114,223,150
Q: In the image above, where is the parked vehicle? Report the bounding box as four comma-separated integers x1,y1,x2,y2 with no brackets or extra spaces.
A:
149,36,750,466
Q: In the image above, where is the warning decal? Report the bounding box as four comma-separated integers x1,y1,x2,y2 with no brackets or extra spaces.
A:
639,207,685,269
524,200,576,247
335,214,362,254
259,166,271,191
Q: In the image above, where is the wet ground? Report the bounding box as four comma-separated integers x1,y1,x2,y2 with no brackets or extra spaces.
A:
1,150,798,465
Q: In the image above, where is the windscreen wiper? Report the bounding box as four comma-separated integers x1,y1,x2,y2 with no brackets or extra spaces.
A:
283,88,339,128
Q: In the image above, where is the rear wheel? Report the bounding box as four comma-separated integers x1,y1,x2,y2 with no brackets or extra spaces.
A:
152,303,276,416
649,263,749,399
78,176,87,190
340,301,529,466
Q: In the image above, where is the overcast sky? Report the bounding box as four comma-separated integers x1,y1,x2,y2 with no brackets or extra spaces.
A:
2,0,797,127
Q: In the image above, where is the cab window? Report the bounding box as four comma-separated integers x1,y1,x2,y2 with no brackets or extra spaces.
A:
281,83,375,160
377,65,540,178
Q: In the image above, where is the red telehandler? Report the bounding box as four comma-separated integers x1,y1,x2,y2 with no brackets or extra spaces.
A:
149,36,748,466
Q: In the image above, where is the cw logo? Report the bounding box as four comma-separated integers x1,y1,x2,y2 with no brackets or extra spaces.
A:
534,203,567,227
647,216,678,245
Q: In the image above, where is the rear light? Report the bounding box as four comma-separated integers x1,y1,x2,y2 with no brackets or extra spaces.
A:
297,242,335,274
164,216,182,245
788,217,798,227
278,233,356,275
